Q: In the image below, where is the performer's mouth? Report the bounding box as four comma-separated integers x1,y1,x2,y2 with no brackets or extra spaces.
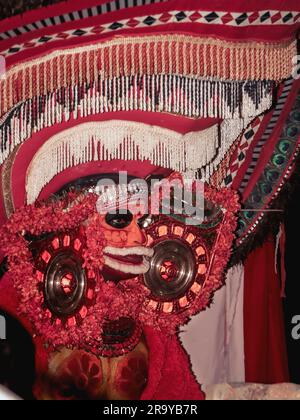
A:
103,246,154,275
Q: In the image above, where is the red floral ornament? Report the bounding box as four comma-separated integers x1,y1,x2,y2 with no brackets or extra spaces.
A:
0,182,240,352
140,174,241,334
116,356,148,399
0,194,149,354
45,350,103,401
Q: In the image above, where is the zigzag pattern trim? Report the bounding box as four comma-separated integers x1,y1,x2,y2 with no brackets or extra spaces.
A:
0,75,274,165
1,7,299,43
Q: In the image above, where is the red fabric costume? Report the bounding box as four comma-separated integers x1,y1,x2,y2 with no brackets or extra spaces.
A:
244,239,289,384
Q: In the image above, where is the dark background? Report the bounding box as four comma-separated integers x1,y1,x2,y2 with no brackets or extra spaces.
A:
284,181,300,384
0,0,63,19
0,310,35,399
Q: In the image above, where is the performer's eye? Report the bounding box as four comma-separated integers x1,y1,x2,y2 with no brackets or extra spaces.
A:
138,214,154,229
105,212,133,229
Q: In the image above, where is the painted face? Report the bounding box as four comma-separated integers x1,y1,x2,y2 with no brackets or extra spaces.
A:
0,177,239,374
98,211,154,281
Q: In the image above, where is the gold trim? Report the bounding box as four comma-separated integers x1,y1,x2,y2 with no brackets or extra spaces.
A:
1,146,19,217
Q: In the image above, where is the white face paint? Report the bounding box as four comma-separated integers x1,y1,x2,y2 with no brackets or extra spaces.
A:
103,246,154,275
103,246,154,258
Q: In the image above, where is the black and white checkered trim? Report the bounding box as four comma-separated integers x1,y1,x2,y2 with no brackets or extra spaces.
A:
0,0,167,41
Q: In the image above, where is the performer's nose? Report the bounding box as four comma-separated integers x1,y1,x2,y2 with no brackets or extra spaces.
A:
126,217,147,247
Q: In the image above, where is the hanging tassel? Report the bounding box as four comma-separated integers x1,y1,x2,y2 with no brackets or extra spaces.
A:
0,76,274,166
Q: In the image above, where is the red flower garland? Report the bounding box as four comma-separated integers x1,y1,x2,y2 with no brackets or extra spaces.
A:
0,183,240,351
140,175,241,334
0,194,149,354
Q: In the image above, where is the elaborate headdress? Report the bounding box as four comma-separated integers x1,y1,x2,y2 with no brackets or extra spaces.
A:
0,0,299,400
